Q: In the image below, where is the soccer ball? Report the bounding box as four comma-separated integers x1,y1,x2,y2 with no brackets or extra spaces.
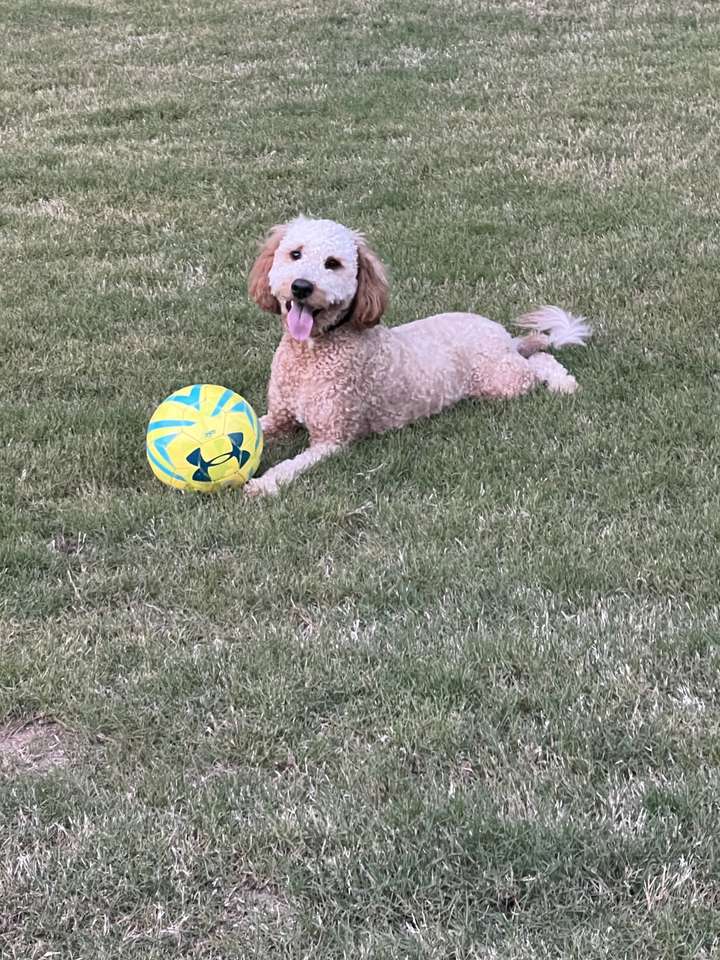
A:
146,384,263,492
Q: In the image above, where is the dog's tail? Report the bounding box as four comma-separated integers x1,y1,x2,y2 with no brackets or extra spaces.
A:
512,305,591,357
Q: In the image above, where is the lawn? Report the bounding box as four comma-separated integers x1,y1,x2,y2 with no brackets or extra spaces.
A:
2,0,720,956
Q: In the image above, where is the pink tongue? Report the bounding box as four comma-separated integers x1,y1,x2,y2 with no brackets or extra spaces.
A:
287,302,314,341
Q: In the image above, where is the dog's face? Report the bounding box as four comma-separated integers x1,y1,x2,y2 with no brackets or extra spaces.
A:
268,218,359,339
248,216,388,340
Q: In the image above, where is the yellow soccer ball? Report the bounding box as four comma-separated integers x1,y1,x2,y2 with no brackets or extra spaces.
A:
146,384,263,492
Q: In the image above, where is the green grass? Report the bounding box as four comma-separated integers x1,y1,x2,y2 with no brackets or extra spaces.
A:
2,0,720,955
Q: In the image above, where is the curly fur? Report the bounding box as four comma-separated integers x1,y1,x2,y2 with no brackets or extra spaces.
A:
245,216,591,496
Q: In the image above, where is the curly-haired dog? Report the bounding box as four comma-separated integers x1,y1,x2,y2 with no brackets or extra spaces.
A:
245,216,590,496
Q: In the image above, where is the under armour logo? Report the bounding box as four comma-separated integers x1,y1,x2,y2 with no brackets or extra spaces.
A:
186,432,250,482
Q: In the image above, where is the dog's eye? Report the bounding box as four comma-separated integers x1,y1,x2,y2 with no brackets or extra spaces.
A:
290,249,302,260
324,257,341,270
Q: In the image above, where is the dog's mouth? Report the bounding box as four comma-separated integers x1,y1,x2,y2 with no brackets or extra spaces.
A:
285,300,323,341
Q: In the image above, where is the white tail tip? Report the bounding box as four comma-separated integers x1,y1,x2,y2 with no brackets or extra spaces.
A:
515,305,591,348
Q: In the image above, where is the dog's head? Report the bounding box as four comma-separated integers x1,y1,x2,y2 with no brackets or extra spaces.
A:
248,216,388,340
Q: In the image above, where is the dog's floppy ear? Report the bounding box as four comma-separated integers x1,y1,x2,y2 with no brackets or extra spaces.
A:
248,224,286,314
351,239,388,329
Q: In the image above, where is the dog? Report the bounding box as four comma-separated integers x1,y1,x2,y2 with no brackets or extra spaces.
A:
244,216,590,496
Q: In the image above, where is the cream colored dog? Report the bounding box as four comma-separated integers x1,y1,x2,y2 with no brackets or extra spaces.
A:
245,216,590,496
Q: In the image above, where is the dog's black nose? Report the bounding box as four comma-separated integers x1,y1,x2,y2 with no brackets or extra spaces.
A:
291,278,314,300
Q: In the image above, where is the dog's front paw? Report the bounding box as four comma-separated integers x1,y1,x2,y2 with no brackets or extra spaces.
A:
244,475,279,498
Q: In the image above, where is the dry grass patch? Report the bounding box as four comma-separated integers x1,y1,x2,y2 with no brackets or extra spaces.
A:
0,718,77,775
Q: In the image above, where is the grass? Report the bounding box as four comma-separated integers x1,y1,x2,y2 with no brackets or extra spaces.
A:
2,0,720,955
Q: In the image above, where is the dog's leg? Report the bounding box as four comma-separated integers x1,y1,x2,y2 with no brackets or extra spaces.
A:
470,351,538,400
245,441,343,497
526,353,578,394
260,410,299,445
